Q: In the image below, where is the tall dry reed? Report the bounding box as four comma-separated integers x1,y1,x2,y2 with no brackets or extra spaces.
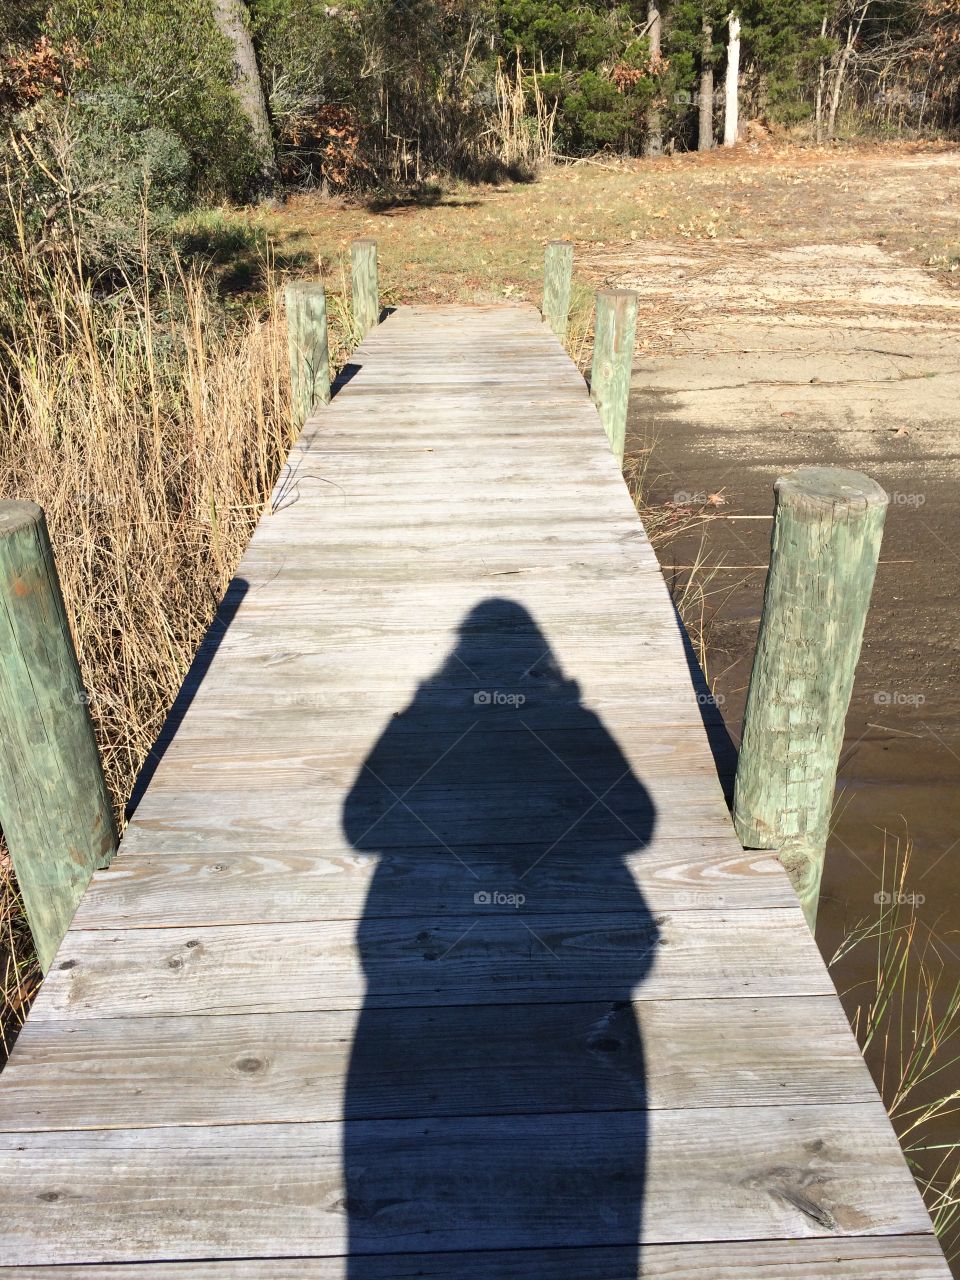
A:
493,57,558,174
0,227,294,1055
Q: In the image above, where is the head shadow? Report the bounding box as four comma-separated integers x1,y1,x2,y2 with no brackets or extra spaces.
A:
339,597,659,1272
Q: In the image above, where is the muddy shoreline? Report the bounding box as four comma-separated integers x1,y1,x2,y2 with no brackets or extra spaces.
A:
616,209,960,1267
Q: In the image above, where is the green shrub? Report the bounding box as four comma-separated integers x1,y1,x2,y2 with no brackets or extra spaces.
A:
0,0,45,47
43,0,260,199
3,88,191,279
497,1,656,154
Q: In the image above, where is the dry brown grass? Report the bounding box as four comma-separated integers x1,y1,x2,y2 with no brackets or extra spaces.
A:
0,851,34,1059
0,223,302,1057
492,58,557,174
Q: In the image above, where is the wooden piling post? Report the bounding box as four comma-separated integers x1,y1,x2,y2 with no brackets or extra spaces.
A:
543,241,574,342
351,238,379,339
0,502,117,971
590,289,638,462
285,281,331,428
733,467,889,931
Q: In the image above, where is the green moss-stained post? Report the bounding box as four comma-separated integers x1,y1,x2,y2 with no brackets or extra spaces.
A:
733,467,889,932
285,281,331,428
0,503,117,971
590,289,638,462
543,241,574,342
351,238,379,339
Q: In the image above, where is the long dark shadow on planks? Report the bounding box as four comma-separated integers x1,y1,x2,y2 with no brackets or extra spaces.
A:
126,578,249,818
341,598,659,1267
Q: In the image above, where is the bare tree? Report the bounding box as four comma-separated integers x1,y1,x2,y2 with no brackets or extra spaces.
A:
815,9,829,143
698,10,715,150
212,0,276,183
826,0,874,139
644,1,664,158
723,10,740,146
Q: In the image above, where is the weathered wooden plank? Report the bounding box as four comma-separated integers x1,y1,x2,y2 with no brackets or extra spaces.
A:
28,908,831,1021
188,624,691,667
68,842,785,929
148,652,711,698
0,1237,951,1279
247,564,666,595
134,740,732,797
1,995,876,1131
233,550,664,580
143,721,725,771
0,1105,931,1265
133,694,728,746
121,792,736,855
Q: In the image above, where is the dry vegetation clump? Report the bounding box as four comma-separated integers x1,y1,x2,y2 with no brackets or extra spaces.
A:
0,227,301,1057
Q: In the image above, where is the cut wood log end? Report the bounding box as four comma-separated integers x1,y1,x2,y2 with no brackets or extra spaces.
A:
0,501,44,536
775,466,889,511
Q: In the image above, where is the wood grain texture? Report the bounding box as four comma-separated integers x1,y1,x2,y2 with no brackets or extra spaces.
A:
285,281,331,424
29,909,833,1021
67,842,786,929
1,996,877,1130
590,290,638,461
0,1237,952,1279
0,303,943,1275
0,1105,934,1265
350,239,379,337
120,785,738,854
543,240,574,341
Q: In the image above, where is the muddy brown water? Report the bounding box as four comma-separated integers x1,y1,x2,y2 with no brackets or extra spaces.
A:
634,420,960,1265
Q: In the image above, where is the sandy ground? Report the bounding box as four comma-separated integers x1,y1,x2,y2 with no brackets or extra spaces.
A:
581,153,960,985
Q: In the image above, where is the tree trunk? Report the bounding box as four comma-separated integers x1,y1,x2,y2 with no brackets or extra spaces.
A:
644,3,663,159
814,11,828,143
827,24,855,138
212,0,276,185
723,11,740,147
827,1,872,141
698,12,714,151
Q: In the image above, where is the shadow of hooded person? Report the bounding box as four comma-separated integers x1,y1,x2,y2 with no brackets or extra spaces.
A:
340,598,659,1277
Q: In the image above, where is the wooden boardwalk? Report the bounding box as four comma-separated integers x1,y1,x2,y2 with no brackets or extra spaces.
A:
0,304,949,1276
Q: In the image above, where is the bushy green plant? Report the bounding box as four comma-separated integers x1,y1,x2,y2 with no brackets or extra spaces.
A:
740,0,828,123
43,0,260,199
249,0,369,186
3,88,191,280
497,1,656,153
0,0,45,48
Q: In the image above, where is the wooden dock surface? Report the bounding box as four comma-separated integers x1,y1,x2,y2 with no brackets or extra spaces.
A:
0,304,949,1276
